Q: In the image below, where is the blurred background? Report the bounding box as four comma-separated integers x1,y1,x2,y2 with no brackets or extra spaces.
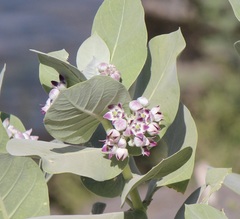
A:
1,0,240,218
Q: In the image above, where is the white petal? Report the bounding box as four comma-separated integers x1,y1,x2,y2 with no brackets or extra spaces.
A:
137,97,149,106
2,118,10,128
49,88,60,100
116,148,128,160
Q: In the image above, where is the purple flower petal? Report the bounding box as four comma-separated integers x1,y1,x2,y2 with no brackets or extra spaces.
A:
51,80,59,87
103,112,114,120
113,118,127,131
129,100,143,111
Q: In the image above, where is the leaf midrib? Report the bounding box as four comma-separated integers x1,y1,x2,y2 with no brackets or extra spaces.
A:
110,0,126,62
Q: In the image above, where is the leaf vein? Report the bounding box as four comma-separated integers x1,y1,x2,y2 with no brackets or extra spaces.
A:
10,161,37,218
111,0,126,61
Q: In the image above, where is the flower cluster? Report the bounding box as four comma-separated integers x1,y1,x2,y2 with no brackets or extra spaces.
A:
97,62,121,81
102,97,163,160
41,74,66,114
2,118,38,140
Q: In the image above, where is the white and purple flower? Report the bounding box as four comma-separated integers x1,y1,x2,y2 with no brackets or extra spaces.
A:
101,129,128,160
2,118,39,140
101,97,163,160
97,62,121,81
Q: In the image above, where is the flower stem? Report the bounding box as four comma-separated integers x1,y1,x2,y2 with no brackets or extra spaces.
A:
122,163,145,212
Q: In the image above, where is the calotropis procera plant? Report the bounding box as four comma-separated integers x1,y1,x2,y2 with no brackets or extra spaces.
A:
1,0,240,219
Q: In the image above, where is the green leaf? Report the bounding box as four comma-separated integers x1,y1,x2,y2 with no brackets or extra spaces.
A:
121,147,192,206
201,167,231,203
7,139,128,181
129,49,151,99
28,210,147,219
185,204,228,219
39,49,71,92
0,64,6,95
0,112,26,154
92,0,147,89
234,41,240,56
81,174,124,198
223,173,240,195
175,187,205,219
156,103,198,193
206,168,231,192
76,33,110,79
44,75,131,144
0,154,49,219
228,0,240,21
31,49,86,92
143,29,186,136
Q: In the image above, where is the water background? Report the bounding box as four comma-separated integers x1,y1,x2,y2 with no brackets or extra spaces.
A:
0,0,102,139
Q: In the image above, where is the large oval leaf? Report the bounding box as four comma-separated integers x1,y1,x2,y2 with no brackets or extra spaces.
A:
0,154,49,219
143,29,186,136
7,139,128,181
121,147,192,206
76,33,110,79
185,204,227,219
92,0,147,89
44,75,131,144
156,103,198,193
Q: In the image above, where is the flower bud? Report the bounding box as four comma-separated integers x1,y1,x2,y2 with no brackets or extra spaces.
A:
116,148,128,160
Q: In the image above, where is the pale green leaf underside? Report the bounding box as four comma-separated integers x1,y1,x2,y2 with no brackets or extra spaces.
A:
156,104,197,191
31,49,86,92
143,29,186,137
121,147,192,206
7,139,128,181
185,204,227,219
0,154,49,219
0,112,26,154
44,75,131,144
228,0,240,21
92,0,147,89
223,173,240,195
0,64,6,95
204,167,231,202
76,32,110,79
